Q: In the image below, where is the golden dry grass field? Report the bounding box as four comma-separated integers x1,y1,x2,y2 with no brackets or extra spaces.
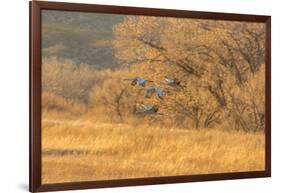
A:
42,112,265,184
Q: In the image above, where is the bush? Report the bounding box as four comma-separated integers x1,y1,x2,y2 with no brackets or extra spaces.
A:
42,92,85,115
42,57,111,105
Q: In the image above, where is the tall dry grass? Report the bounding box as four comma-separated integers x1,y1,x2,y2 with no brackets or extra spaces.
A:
42,111,265,184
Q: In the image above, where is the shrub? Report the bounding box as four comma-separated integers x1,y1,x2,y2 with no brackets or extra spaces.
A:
42,57,111,105
42,92,85,115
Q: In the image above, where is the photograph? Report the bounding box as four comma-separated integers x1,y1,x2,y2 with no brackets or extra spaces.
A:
41,9,266,184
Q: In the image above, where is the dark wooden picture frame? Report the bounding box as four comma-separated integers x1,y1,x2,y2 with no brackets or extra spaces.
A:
30,1,271,192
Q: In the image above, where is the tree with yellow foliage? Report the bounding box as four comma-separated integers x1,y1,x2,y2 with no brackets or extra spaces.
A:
111,16,265,131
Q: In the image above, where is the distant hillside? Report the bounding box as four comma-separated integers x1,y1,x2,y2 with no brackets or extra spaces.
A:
42,10,125,69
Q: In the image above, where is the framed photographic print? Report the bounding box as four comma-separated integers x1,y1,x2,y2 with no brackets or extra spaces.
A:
30,0,271,192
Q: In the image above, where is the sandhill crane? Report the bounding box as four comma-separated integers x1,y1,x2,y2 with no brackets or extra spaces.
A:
162,76,184,89
146,87,166,100
124,77,153,87
136,104,159,114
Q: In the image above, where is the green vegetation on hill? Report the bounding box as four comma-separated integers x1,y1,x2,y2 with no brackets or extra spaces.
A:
42,10,124,69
